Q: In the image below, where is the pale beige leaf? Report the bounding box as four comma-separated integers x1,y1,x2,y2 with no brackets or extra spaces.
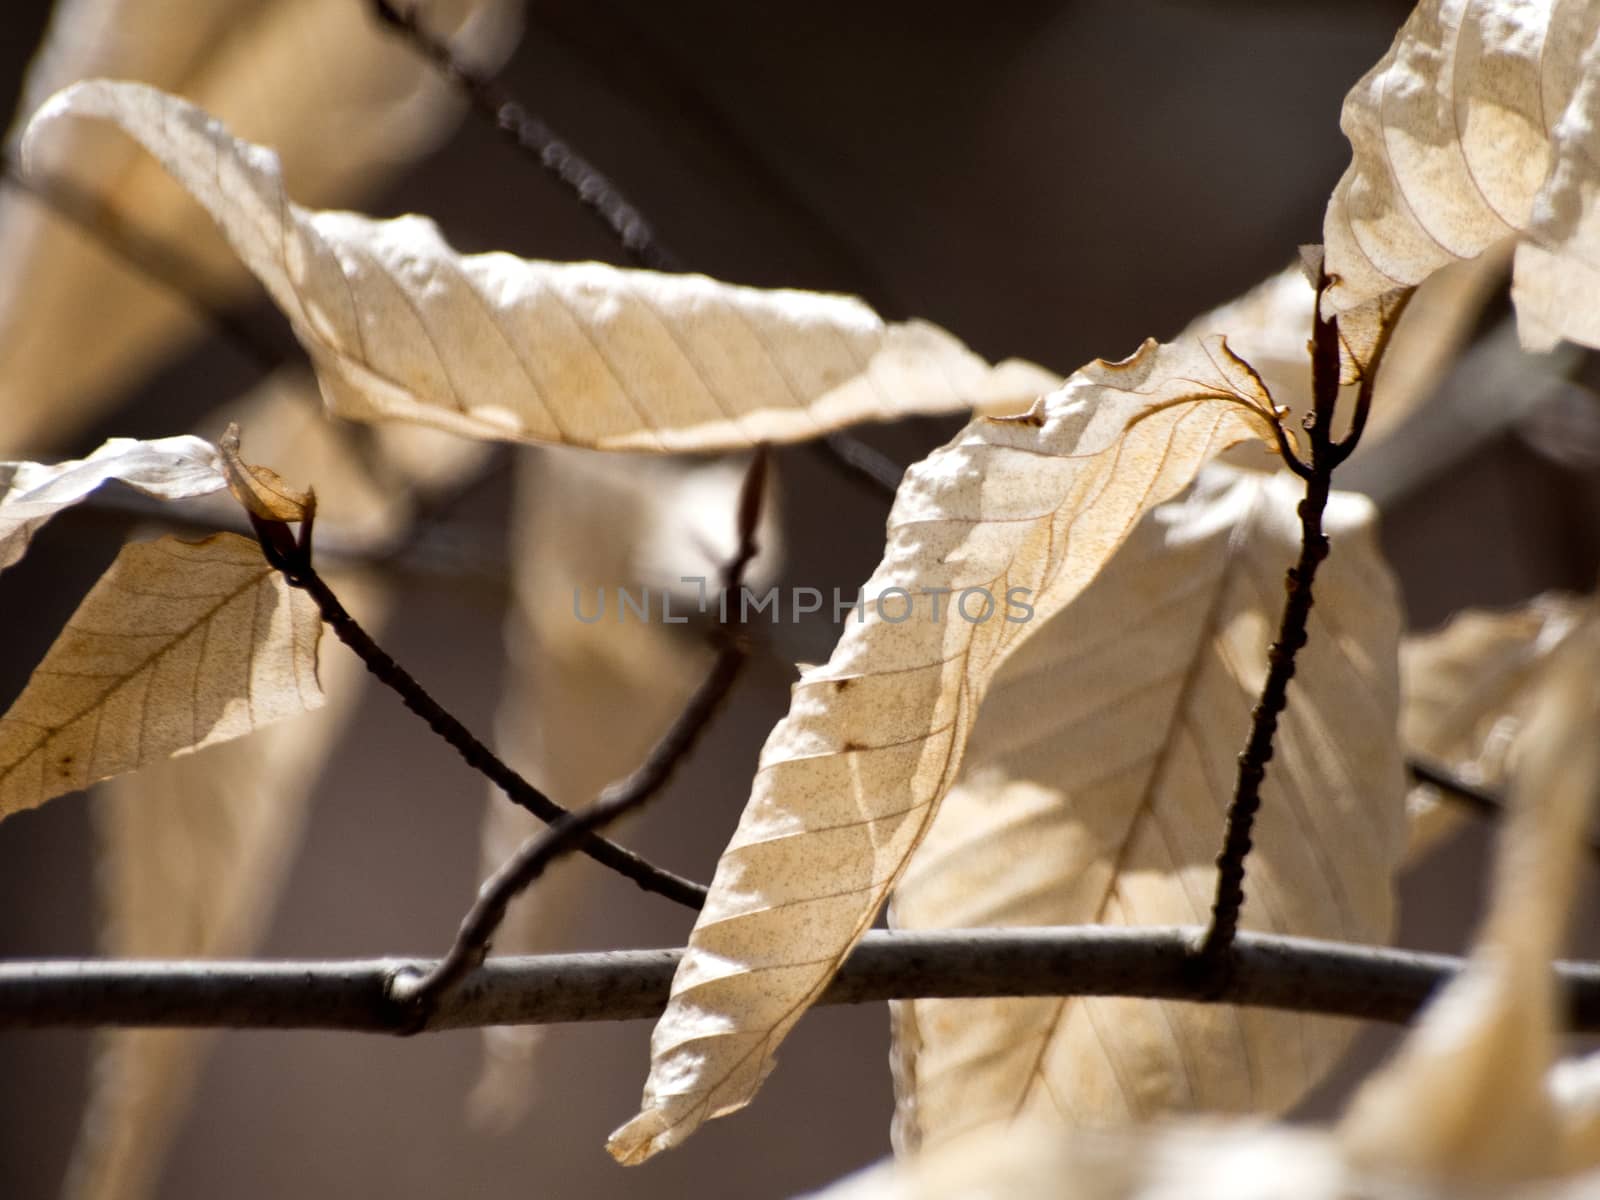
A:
182,370,490,553
805,1119,1600,1200
1341,622,1600,1183
0,0,521,453
608,335,1278,1162
1400,593,1592,858
218,422,313,523
23,81,1051,453
0,531,322,819
62,573,381,1200
0,435,224,571
889,467,1406,1153
811,627,1600,1200
1190,252,1506,452
470,448,777,1123
1321,0,1600,353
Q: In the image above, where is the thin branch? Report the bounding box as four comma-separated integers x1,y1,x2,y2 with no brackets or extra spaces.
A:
247,512,708,910
1409,756,1600,863
1201,276,1408,962
394,451,769,1009
372,0,677,272
4,928,1599,1034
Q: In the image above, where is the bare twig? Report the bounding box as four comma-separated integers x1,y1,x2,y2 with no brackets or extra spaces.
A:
394,450,769,1009
247,511,709,910
372,0,676,272
1409,756,1600,863
1200,277,1411,962
3,928,1599,1034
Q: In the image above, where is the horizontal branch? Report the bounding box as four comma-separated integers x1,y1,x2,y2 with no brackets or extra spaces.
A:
4,926,1599,1035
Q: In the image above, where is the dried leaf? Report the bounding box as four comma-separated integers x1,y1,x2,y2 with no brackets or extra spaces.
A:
608,335,1278,1162
0,435,224,571
1190,252,1506,451
1340,623,1600,1183
217,422,313,524
1400,594,1592,859
470,447,777,1123
0,0,522,453
0,532,322,820
1321,0,1600,353
889,467,1405,1152
23,81,1050,453
62,574,380,1200
809,623,1600,1200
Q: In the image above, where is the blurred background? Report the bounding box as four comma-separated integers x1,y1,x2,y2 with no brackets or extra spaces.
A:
4,0,1600,1196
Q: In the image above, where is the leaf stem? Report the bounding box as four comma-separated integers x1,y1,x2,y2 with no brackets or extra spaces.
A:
248,512,709,910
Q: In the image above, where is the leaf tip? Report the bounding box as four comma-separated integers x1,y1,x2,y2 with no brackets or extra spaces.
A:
606,1109,676,1166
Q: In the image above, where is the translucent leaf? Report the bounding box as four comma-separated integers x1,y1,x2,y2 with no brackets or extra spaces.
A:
0,0,522,453
0,532,322,819
0,435,224,572
890,467,1405,1153
807,621,1600,1200
22,81,1053,452
608,334,1278,1162
61,575,379,1200
1321,0,1600,353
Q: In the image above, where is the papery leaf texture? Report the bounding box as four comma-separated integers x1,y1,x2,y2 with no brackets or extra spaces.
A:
608,334,1279,1162
22,81,1053,452
806,616,1600,1200
0,435,224,572
1322,0,1600,353
0,0,521,453
0,532,322,819
62,574,379,1200
889,466,1405,1153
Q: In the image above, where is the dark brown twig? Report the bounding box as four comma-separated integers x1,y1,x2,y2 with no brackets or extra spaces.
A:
1199,276,1409,963
247,510,708,910
1408,756,1600,863
5,929,1600,1034
372,0,676,272
392,450,769,1010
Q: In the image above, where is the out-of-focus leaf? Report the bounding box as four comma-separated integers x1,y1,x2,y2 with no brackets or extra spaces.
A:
0,532,322,819
0,435,224,571
1400,594,1592,859
469,447,778,1124
61,574,381,1200
609,335,1278,1162
0,0,522,454
889,467,1405,1152
1341,624,1600,1183
806,624,1600,1200
22,82,1054,453
1321,0,1600,353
